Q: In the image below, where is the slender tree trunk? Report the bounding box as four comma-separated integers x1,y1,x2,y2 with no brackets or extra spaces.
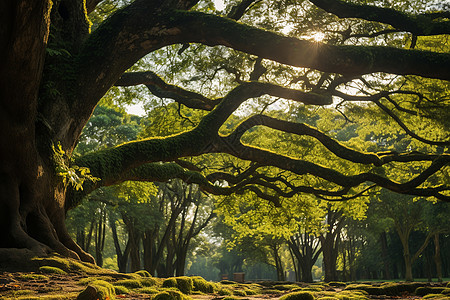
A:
129,230,141,272
434,233,443,282
110,218,130,273
76,229,86,251
288,246,300,281
404,254,413,282
95,208,107,267
380,231,391,280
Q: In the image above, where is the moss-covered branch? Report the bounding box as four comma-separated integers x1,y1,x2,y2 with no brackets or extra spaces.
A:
115,71,219,110
214,137,450,201
309,0,450,36
75,5,450,123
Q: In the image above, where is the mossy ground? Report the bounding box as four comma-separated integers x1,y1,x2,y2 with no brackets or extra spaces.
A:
1,256,449,299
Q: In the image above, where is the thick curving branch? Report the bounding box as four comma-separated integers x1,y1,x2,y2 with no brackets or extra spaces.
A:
215,134,450,201
115,71,219,110
224,114,450,165
309,0,450,36
75,76,449,202
76,6,450,118
374,99,450,146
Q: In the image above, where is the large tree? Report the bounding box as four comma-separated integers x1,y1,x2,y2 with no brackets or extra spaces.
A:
0,0,449,264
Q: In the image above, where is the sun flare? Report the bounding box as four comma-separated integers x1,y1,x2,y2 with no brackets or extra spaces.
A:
311,31,325,42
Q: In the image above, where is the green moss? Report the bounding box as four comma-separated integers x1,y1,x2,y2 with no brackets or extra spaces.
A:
344,284,385,295
192,276,215,293
77,281,115,300
10,289,35,296
154,290,192,300
244,289,258,295
416,287,447,296
328,282,346,287
19,273,49,281
261,289,281,294
135,270,152,277
137,287,159,294
32,255,103,274
279,291,315,300
176,276,194,294
223,297,242,300
273,284,300,291
154,291,174,300
233,290,247,296
114,285,130,295
336,290,369,300
141,277,158,287
14,293,78,300
161,276,194,294
39,266,67,275
219,288,233,295
114,279,143,289
163,277,178,288
220,280,237,284
91,280,116,295
78,276,114,285
318,297,339,300
423,294,450,300
302,287,323,292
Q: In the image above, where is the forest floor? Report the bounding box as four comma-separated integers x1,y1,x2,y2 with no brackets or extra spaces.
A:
0,256,448,299
0,270,447,300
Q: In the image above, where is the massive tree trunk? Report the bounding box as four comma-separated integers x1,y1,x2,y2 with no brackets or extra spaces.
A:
0,0,94,264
